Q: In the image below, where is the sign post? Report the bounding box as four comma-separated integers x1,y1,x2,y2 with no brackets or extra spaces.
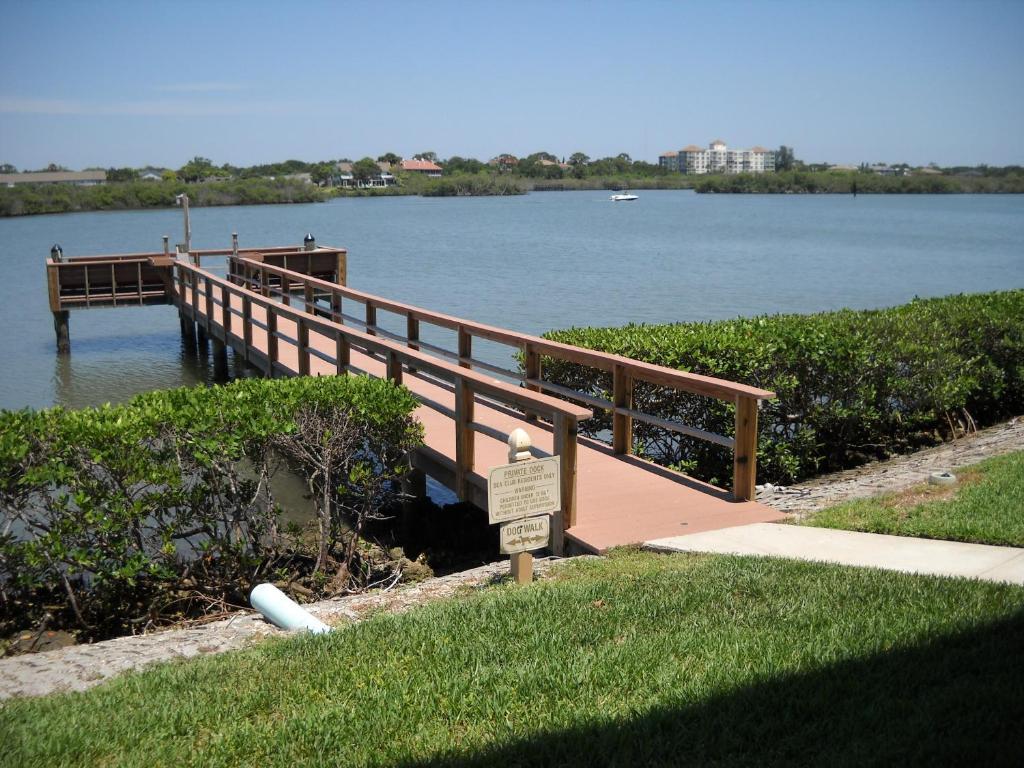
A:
488,428,560,584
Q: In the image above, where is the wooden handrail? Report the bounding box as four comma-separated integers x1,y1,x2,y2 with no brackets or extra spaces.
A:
172,262,591,545
235,257,773,397
233,256,773,500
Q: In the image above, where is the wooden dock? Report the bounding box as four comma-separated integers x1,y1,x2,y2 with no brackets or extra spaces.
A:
46,244,786,554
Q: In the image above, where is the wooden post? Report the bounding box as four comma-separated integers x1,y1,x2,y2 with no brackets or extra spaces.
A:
407,316,419,374
266,309,278,377
297,318,310,376
331,290,342,323
211,337,229,381
612,364,634,455
507,430,534,585
453,377,474,501
203,280,213,332
53,311,70,354
552,413,578,556
733,396,759,502
335,332,350,374
241,295,252,362
524,343,541,421
365,303,377,335
46,261,61,312
335,249,347,286
281,275,291,306
458,327,472,369
386,350,403,385
400,464,426,546
180,313,197,353
221,284,231,337
304,283,315,316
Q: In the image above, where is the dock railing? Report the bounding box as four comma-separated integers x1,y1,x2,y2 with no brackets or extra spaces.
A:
46,254,173,311
172,261,592,553
230,257,775,501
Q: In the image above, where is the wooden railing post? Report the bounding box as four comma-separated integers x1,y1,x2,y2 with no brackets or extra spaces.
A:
406,315,419,374
260,267,270,298
386,350,403,385
297,318,310,376
46,262,60,313
523,343,541,422
190,268,199,316
265,308,278,376
552,413,578,556
241,294,252,361
281,274,291,306
221,284,231,337
458,326,472,369
612,363,634,455
330,288,342,323
335,249,347,286
335,332,350,374
733,396,759,501
365,302,377,335
304,283,315,316
203,280,213,331
454,377,475,501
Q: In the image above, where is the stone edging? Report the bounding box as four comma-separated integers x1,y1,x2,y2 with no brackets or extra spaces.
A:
0,558,571,701
758,417,1024,517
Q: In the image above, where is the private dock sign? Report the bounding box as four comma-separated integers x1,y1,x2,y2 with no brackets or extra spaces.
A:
487,455,561,525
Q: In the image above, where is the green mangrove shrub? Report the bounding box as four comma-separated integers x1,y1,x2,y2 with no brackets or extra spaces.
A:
0,376,422,641
542,290,1024,486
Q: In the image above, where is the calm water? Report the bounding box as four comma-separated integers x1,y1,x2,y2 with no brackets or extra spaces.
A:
1,191,1022,412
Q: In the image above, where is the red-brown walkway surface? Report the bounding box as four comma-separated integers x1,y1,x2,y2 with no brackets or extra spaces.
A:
185,275,786,553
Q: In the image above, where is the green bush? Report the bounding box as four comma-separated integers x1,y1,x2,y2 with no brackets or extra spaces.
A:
542,291,1024,487
0,376,422,642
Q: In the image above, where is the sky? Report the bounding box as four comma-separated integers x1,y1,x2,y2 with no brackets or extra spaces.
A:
1,0,1022,170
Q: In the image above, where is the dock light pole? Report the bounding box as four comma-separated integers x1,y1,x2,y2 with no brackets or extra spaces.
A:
175,194,191,256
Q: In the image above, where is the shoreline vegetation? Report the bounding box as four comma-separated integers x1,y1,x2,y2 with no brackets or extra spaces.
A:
543,290,1024,487
3,169,1023,217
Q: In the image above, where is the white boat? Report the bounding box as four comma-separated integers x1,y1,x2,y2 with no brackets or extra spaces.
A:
609,191,638,201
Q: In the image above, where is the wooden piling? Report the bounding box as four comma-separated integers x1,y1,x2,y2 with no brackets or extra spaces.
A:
53,311,70,354
211,338,229,381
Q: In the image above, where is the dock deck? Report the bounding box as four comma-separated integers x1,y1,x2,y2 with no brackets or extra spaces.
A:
47,246,787,554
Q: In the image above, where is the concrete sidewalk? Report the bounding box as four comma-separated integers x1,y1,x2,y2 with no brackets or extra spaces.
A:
645,523,1024,585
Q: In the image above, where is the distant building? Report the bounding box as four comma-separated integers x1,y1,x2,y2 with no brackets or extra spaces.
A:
400,159,443,177
137,167,166,181
668,140,775,175
828,164,859,172
334,161,396,188
868,164,907,176
489,154,519,172
0,170,107,187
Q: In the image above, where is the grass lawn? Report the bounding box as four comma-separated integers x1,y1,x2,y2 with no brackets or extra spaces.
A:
2,550,1023,767
803,450,1024,547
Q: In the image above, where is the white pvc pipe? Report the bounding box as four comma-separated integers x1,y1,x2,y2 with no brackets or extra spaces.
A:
250,583,332,634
